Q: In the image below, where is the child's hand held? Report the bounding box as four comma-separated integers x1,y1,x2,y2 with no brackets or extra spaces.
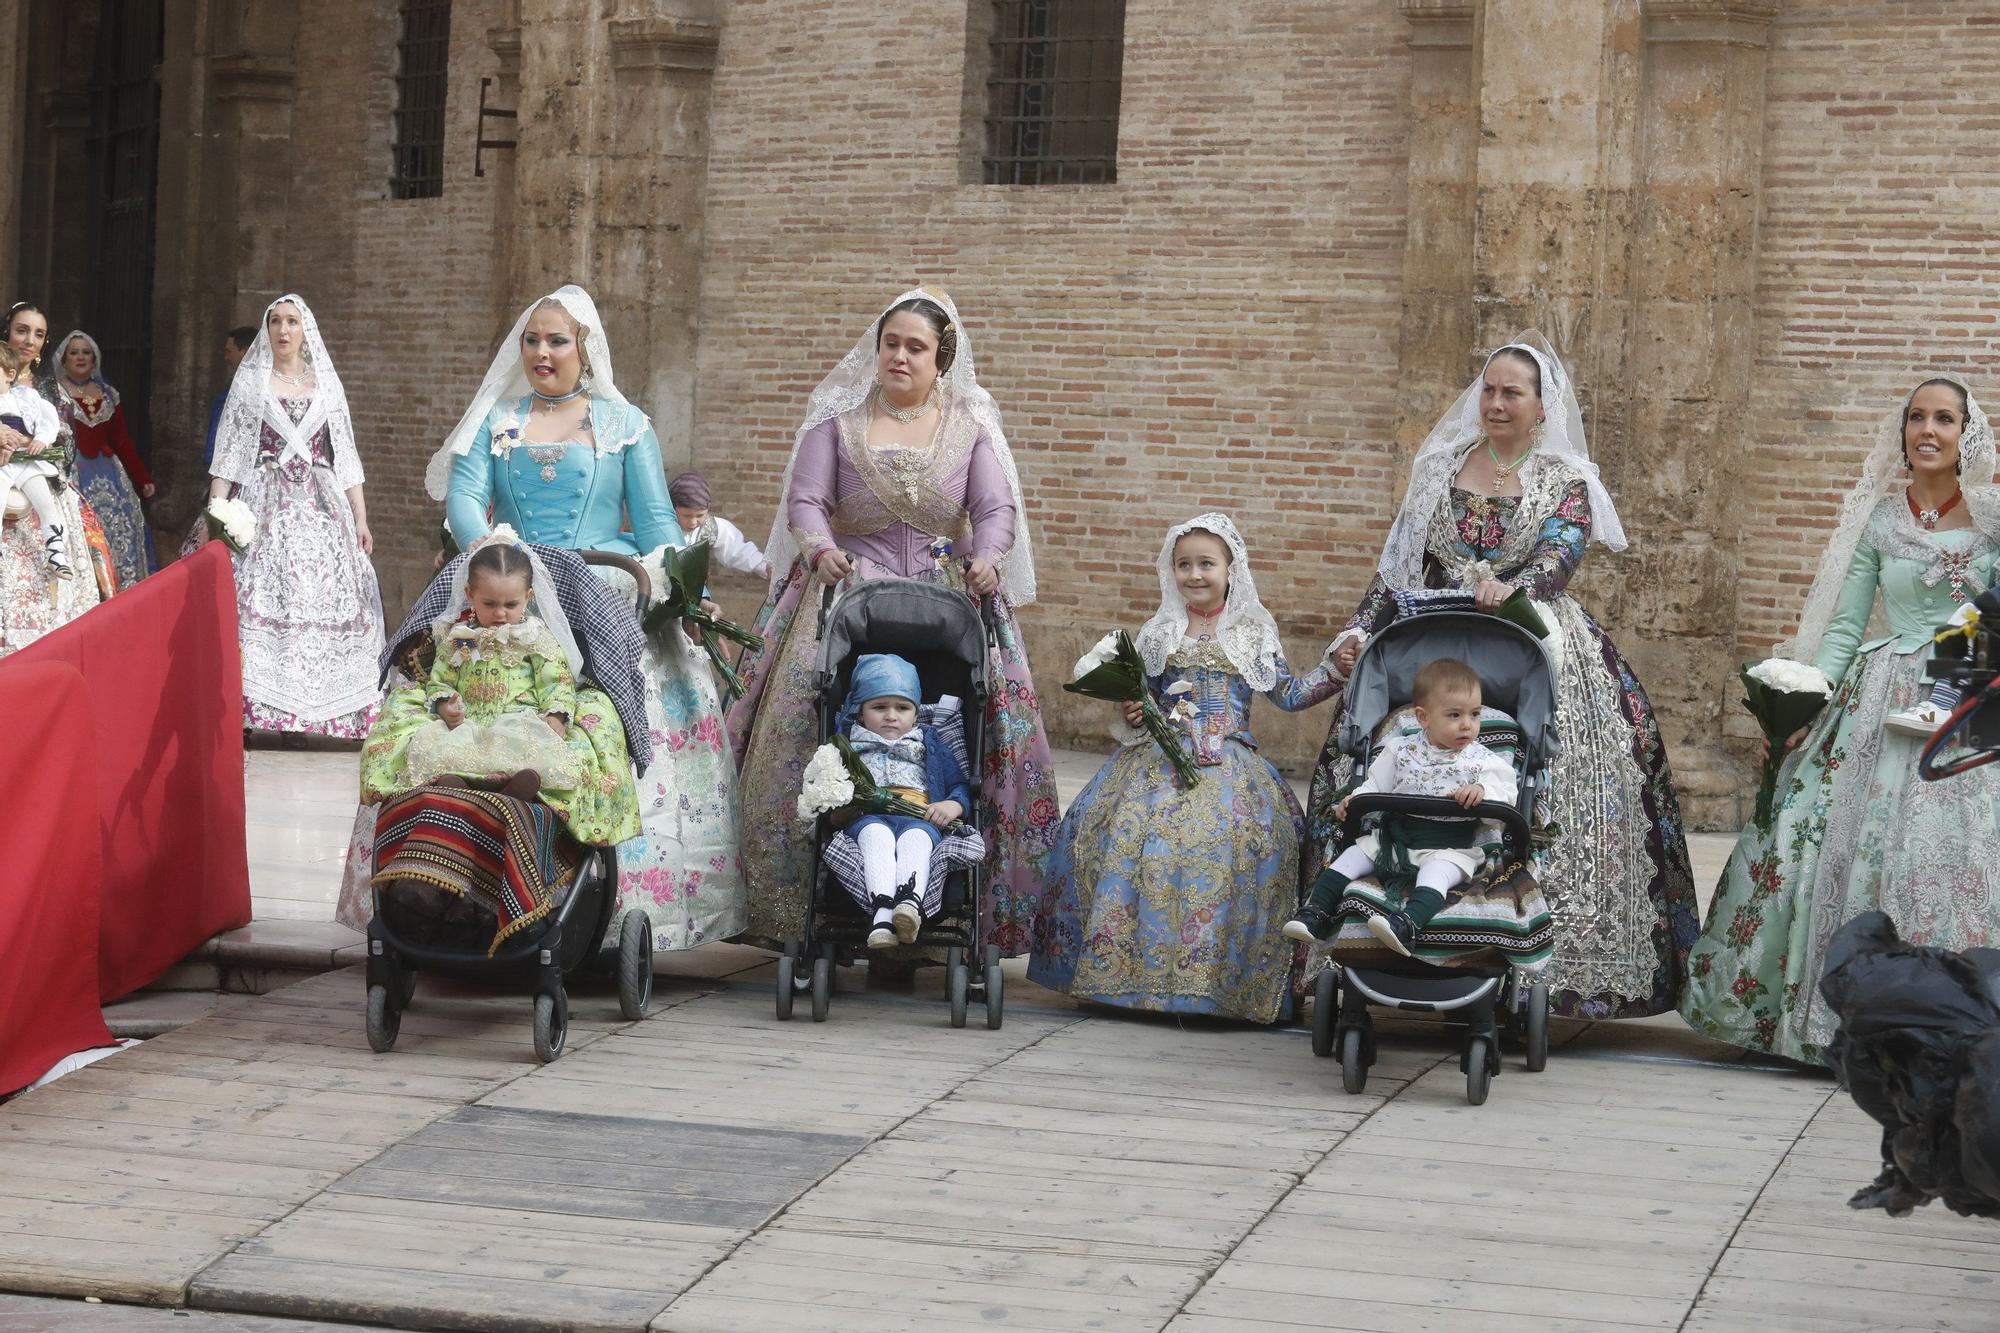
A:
1453,783,1484,808
927,800,964,828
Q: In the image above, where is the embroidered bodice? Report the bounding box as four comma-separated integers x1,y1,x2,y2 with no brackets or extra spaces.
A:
848,725,929,793
1346,466,1594,638
785,402,1016,579
446,395,681,557
425,615,577,724
1142,636,1341,766
257,395,331,477
1812,499,2000,682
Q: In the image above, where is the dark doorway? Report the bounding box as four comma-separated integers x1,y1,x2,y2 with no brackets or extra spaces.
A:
84,0,163,451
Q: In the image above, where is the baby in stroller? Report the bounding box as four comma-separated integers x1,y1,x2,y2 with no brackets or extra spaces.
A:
832,652,972,948
1286,657,1516,955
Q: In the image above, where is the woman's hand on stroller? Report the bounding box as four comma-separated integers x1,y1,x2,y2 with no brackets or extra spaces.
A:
436,697,466,729
1332,637,1361,676
544,712,569,740
1451,782,1485,809
1334,794,1353,821
925,799,964,830
963,556,1000,597
1473,579,1513,612
813,547,854,586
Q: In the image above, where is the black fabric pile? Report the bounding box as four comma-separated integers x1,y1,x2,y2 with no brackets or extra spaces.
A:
1819,911,2000,1218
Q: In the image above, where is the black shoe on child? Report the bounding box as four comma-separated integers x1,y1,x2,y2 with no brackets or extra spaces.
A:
1282,905,1340,946
1365,911,1418,958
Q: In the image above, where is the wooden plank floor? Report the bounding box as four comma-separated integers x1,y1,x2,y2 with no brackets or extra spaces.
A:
8,953,2000,1331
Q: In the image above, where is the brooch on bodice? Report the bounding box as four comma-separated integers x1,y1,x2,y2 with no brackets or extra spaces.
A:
1924,549,1977,604
525,443,568,483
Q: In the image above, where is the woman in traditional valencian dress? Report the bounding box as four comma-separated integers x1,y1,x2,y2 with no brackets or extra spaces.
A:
1306,336,1699,1019
1029,513,1340,1022
208,295,383,738
53,330,157,589
1681,376,2000,1064
0,301,103,654
728,287,1059,955
426,284,744,951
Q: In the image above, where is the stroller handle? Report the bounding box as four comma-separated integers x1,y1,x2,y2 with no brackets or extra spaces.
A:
1339,792,1532,858
578,549,651,609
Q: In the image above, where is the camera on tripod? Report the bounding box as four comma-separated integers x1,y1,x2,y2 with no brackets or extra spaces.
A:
1922,587,2000,764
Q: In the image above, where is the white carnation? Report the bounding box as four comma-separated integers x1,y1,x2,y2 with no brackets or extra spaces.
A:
1747,657,1832,696
205,497,257,550
796,743,856,822
638,545,672,602
1072,631,1121,679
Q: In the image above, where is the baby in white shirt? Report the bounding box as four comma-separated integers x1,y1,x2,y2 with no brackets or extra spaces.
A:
1285,657,1517,956
0,353,72,578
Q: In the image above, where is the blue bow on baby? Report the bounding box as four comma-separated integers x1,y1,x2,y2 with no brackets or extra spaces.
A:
838,652,922,730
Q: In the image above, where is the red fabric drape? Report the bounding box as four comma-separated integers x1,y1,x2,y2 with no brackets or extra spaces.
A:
0,662,112,1093
4,542,250,1001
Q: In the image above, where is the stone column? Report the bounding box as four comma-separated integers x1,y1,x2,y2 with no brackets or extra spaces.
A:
1392,1,1481,461
1613,0,1779,828
0,0,30,288
508,0,608,297
600,4,719,471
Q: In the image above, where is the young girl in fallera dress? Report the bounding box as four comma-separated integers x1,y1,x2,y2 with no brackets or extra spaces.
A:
1027,513,1341,1023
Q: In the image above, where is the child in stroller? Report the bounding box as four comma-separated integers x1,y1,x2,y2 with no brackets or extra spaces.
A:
1285,658,1516,956
828,652,974,949
1305,600,1559,1105
779,578,998,1027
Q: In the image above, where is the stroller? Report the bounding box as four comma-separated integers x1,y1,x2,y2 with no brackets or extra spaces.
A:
1310,605,1559,1105
363,550,656,1064
775,578,1003,1029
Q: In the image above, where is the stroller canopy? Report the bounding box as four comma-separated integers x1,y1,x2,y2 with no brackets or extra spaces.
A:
1339,610,1558,767
814,580,990,711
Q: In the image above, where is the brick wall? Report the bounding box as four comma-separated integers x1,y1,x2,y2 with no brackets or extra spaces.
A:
1735,2,2000,716
282,0,507,617
694,0,1413,771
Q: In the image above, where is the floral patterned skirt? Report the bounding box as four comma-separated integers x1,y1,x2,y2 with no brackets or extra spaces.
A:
1028,737,1305,1023
1306,594,1699,1019
232,461,382,737
0,484,102,657
726,558,1059,954
1680,646,2000,1064
75,453,156,591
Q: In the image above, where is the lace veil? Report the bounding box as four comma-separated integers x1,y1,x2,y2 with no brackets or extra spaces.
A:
1378,332,1627,590
210,294,363,490
1135,512,1284,691
51,330,118,413
1786,374,1999,658
761,286,1038,606
426,284,643,500
429,525,585,678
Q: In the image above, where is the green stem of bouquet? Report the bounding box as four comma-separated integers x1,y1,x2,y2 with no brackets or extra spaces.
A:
696,629,746,697
1138,695,1202,788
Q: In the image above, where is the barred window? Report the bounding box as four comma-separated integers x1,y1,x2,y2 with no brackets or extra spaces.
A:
390,0,452,199
982,0,1126,185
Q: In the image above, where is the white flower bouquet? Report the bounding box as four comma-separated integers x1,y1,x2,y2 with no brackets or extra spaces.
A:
1741,657,1833,831
796,736,973,833
1063,630,1201,787
204,497,257,554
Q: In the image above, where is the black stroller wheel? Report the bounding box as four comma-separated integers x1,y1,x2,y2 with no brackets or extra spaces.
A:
1465,1034,1494,1105
810,954,832,1023
1524,981,1550,1072
534,990,568,1063
1340,1025,1367,1095
365,983,400,1053
617,912,653,1021
1310,968,1338,1058
946,946,969,1029
775,949,797,1021
983,945,1004,1031
397,966,418,1009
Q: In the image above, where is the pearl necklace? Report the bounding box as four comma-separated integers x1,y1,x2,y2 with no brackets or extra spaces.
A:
877,383,938,424
272,365,308,388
